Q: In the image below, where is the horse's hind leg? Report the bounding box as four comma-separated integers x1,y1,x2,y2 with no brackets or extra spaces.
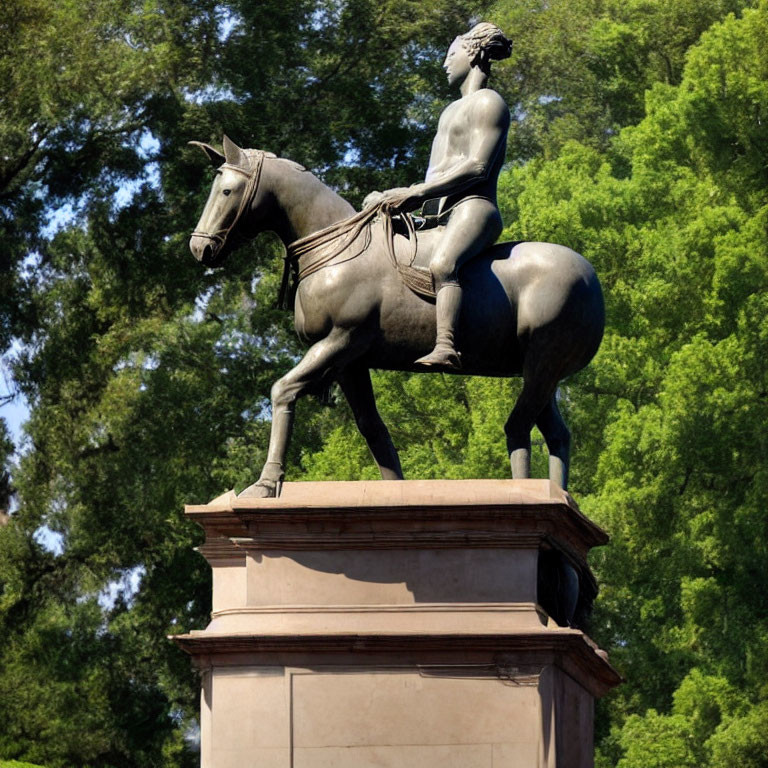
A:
338,365,403,480
504,361,561,484
240,328,359,498
536,393,571,489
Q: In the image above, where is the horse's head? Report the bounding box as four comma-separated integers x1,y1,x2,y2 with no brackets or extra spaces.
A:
189,135,272,267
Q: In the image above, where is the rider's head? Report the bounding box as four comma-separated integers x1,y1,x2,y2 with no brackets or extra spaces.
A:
460,22,512,75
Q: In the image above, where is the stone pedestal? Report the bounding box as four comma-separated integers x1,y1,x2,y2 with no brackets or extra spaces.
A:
173,479,620,768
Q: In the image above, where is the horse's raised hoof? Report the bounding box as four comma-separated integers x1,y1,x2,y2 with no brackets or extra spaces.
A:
238,481,279,499
414,345,462,371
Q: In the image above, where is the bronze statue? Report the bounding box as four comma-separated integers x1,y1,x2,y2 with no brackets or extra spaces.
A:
189,26,605,498
364,23,511,370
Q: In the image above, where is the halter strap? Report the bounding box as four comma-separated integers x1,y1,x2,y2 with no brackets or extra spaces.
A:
191,150,266,254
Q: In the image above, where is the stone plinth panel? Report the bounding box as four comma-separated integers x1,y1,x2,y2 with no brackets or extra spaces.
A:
173,479,621,768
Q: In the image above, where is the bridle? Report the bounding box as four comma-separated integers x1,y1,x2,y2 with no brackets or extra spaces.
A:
191,150,266,257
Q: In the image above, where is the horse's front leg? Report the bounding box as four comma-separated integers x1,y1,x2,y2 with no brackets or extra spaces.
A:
239,329,356,498
338,364,403,480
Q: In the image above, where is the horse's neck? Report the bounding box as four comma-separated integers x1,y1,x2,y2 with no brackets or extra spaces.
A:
267,161,355,245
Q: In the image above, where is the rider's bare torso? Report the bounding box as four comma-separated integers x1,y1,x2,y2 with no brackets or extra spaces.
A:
364,25,511,369
425,89,507,218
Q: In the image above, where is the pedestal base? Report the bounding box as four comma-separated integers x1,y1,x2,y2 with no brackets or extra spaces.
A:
173,480,620,768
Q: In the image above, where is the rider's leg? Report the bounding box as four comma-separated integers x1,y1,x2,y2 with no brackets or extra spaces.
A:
415,280,463,369
415,201,502,369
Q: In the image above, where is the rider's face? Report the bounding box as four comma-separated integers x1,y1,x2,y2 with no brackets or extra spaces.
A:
443,37,472,87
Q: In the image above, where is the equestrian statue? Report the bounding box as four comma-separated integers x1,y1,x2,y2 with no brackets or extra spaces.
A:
189,23,605,498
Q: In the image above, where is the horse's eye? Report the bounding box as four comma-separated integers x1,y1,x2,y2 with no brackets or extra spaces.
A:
223,189,232,196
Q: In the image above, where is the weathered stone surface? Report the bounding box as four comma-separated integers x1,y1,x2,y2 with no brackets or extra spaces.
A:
173,480,620,767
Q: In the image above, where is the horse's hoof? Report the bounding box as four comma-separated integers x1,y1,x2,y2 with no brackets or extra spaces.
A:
238,481,278,499
208,489,237,505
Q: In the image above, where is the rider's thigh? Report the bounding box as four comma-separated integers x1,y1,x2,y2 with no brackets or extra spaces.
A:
430,199,503,283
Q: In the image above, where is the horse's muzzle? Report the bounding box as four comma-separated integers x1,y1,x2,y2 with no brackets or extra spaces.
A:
189,234,224,267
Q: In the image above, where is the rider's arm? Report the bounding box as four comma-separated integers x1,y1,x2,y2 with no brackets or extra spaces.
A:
381,91,510,211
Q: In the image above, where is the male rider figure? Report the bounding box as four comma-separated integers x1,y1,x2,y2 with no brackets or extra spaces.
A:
365,23,511,369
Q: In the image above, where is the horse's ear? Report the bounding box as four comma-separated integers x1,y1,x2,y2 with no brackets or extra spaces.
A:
188,141,225,168
222,134,249,169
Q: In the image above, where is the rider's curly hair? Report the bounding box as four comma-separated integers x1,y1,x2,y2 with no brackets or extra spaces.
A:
461,22,512,73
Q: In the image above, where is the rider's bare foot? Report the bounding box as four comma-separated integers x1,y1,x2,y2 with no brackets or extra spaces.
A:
415,344,462,370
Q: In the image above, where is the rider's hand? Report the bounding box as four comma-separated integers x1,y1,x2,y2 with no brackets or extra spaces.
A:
380,187,416,211
363,190,384,209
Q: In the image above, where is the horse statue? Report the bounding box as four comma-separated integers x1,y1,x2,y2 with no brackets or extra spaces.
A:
189,136,604,497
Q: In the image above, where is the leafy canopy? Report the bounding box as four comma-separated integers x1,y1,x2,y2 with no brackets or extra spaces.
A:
1,0,766,766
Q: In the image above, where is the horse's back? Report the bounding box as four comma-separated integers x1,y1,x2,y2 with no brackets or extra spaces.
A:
405,230,602,327
303,227,604,378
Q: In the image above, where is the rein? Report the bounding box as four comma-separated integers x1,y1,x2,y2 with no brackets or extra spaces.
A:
191,150,266,255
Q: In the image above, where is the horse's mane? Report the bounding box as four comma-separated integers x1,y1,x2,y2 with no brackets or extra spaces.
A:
274,156,307,173
245,148,306,174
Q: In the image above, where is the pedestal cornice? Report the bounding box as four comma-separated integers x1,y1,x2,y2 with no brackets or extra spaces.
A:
186,479,607,563
171,628,621,698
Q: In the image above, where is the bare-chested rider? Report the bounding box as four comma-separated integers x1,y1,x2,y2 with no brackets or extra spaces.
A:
365,22,511,369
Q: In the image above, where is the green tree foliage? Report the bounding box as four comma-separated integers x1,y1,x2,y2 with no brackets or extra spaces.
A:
1,0,766,765
299,3,768,765
488,0,752,159
0,761,47,768
295,373,552,483
0,0,222,349
493,5,767,765
0,0,481,765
